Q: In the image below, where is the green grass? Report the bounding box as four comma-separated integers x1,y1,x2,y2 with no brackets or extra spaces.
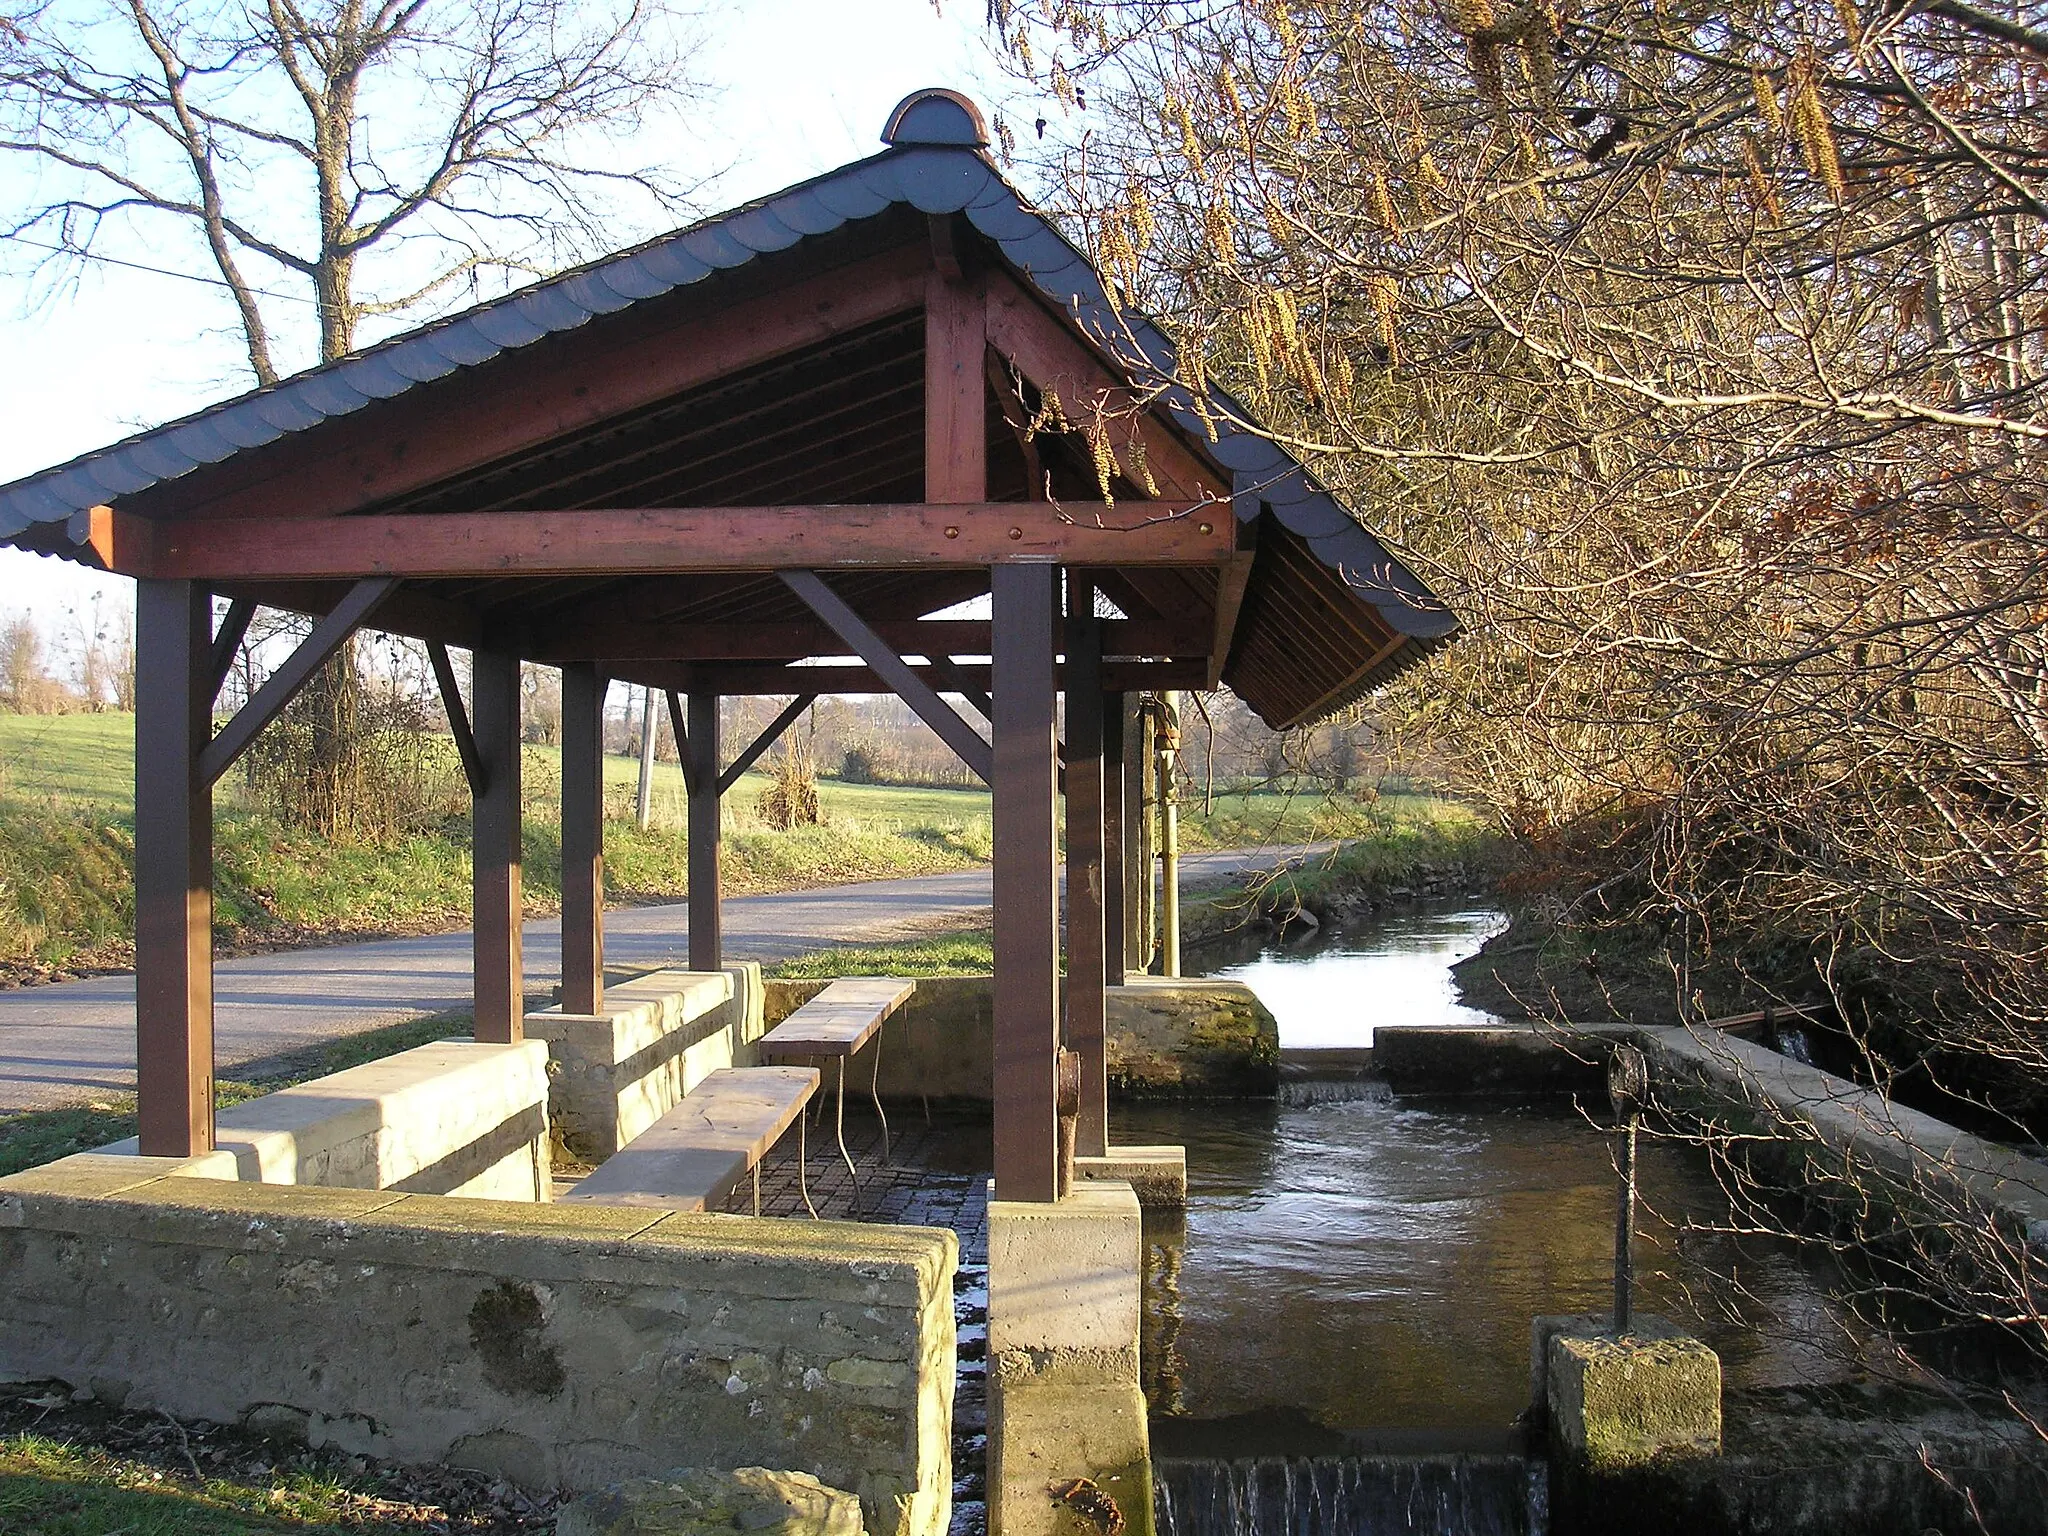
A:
0,711,1411,978
767,931,997,980
0,1434,380,1534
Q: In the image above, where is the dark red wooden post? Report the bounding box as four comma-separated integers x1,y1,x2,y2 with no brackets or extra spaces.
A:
1064,578,1110,1158
992,560,1061,1201
471,650,524,1042
560,662,605,1014
687,691,722,973
1102,690,1128,988
926,270,986,504
134,580,214,1156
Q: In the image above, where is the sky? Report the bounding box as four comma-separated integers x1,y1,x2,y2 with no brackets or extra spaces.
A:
0,0,1029,656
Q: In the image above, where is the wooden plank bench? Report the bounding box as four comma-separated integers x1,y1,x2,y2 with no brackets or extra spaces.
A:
759,977,916,1213
561,1065,819,1217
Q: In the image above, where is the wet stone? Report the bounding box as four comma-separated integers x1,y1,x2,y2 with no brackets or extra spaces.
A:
556,1466,864,1536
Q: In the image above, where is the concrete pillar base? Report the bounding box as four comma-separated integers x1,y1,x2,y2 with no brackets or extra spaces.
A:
1075,1145,1186,1209
1533,1313,1721,1468
987,1181,1153,1536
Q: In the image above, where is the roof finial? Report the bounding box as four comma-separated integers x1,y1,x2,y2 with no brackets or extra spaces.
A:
882,89,990,148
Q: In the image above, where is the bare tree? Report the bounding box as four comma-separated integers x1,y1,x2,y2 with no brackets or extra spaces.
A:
2,0,711,829
997,0,2048,1471
1,0,711,381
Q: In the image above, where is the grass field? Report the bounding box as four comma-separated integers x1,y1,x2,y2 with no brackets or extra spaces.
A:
0,712,1410,978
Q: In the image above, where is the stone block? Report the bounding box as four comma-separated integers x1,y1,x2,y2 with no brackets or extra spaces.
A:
529,969,740,1159
557,1466,863,1536
988,1181,1141,1366
1104,979,1279,1097
987,1182,1149,1536
1074,1146,1186,1209
94,1040,552,1199
1540,1314,1721,1468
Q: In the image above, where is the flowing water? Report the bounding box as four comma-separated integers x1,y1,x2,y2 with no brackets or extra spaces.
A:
1129,906,1866,1536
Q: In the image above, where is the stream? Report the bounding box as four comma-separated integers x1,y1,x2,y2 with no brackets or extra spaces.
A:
1126,905,1869,1536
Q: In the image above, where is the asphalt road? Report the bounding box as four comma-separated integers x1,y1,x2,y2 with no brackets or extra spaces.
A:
0,846,1304,1113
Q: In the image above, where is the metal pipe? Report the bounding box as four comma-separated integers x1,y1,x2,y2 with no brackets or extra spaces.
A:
635,686,658,830
1159,691,1181,978
1608,1044,1650,1334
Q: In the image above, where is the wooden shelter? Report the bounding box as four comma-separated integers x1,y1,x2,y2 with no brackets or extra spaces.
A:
0,91,1453,1202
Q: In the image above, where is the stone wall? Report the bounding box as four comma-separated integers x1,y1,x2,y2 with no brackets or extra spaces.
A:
0,1154,956,1536
529,965,765,1161
97,1039,552,1200
762,976,1279,1100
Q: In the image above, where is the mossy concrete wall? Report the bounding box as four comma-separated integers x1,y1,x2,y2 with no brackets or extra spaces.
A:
0,1154,956,1536
763,977,1278,1101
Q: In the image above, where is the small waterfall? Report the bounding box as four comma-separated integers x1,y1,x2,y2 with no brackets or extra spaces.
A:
1279,1077,1396,1108
1154,1455,1548,1536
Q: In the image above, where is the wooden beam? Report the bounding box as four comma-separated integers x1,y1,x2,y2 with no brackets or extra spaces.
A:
196,577,397,786
779,569,993,784
97,501,1229,582
526,616,1205,663
991,560,1061,1203
212,579,484,649
718,694,817,795
122,246,933,524
134,579,214,1158
687,692,722,973
100,503,1226,583
927,271,987,503
984,272,1231,506
471,650,524,1043
1064,579,1110,1159
207,597,256,702
560,662,605,1016
612,658,1207,697
1208,548,1257,689
665,689,688,767
924,653,991,721
427,642,487,796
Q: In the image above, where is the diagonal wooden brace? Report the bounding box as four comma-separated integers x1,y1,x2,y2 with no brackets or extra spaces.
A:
196,577,398,786
778,569,993,784
719,693,818,795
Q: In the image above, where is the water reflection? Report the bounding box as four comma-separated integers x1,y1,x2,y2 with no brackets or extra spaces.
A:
1125,1094,1860,1436
1133,904,1862,1439
1201,907,1509,1048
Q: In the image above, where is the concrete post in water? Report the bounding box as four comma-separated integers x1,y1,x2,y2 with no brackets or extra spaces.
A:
1608,1043,1650,1333
1158,692,1181,979
635,686,658,831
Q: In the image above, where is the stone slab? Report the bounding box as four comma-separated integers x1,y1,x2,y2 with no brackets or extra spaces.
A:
530,968,748,1161
1374,1025,1621,1096
988,1181,1142,1364
1074,1146,1186,1209
564,1067,819,1213
1542,1314,1721,1468
95,1039,552,1199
